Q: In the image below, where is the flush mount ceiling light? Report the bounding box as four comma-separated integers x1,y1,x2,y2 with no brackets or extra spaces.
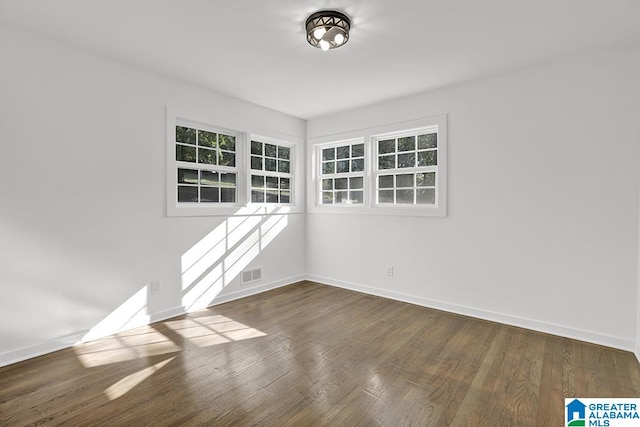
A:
305,10,350,51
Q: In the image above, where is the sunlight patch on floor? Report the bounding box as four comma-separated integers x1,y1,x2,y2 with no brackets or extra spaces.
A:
104,356,175,401
74,331,181,368
165,315,266,348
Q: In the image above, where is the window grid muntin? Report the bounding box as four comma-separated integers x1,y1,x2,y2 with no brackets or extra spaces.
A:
175,124,238,204
376,170,436,205
374,129,438,206
250,139,293,205
319,141,365,205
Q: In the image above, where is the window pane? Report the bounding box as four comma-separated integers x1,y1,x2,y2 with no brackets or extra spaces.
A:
337,160,350,173
352,143,364,157
266,176,278,188
252,174,264,188
278,160,290,173
265,143,277,158
176,126,196,145
178,186,198,203
322,179,333,190
397,152,416,168
251,156,262,170
176,145,196,162
219,151,235,167
378,155,395,169
417,188,436,204
418,150,437,166
378,190,394,203
178,168,198,184
278,146,290,160
252,190,264,203
198,130,217,148
220,188,235,203
218,134,235,151
396,189,414,204
396,173,414,188
397,136,415,152
378,175,394,189
265,158,277,172
220,172,236,187
350,191,364,204
416,172,436,187
198,147,216,165
335,178,348,190
280,190,290,204
200,170,219,186
418,133,437,149
351,158,364,172
337,146,350,159
322,192,333,204
335,191,348,203
280,177,290,190
378,139,395,154
265,189,278,203
322,148,335,161
200,187,219,203
350,177,363,189
251,140,263,155
322,162,335,174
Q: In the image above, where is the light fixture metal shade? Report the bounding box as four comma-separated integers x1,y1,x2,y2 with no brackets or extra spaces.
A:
306,10,350,50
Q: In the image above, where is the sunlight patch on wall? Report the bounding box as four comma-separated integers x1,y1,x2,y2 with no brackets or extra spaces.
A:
181,207,290,313
104,356,175,400
80,285,149,343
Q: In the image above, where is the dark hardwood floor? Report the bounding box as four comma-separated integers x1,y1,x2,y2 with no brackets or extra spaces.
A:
1,281,639,426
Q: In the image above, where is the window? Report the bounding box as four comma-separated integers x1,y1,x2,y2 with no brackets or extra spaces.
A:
308,115,446,217
250,139,293,204
175,124,238,204
166,107,304,216
318,141,365,205
375,130,438,205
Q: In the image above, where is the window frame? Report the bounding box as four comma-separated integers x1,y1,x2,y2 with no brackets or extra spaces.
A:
248,135,296,206
307,115,447,217
166,107,304,217
317,138,367,207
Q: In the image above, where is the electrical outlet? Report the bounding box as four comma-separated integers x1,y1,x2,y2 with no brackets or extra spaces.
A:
149,281,161,295
386,265,394,276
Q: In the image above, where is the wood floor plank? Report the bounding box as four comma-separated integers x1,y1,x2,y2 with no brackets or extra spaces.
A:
1,281,639,426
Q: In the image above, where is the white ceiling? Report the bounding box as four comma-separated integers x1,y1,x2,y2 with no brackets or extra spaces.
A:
2,0,640,119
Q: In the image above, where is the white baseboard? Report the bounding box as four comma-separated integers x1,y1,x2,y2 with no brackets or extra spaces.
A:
306,274,635,352
200,274,305,309
0,330,88,368
0,274,305,368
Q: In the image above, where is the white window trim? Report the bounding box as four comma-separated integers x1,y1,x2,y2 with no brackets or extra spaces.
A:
166,107,304,217
248,134,296,207
316,138,367,207
307,115,447,217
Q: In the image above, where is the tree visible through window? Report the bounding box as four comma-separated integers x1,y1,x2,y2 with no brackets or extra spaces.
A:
319,141,365,205
175,125,238,204
250,140,292,204
375,131,437,205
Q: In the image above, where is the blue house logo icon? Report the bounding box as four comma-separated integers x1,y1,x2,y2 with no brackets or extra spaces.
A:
566,399,586,426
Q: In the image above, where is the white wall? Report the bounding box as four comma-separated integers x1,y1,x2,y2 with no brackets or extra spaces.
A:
307,46,640,350
0,26,306,366
637,188,640,361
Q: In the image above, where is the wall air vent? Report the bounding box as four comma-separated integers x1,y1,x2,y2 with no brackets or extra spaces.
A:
242,267,262,285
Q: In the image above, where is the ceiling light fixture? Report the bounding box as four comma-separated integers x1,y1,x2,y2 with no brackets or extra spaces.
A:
305,10,350,51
